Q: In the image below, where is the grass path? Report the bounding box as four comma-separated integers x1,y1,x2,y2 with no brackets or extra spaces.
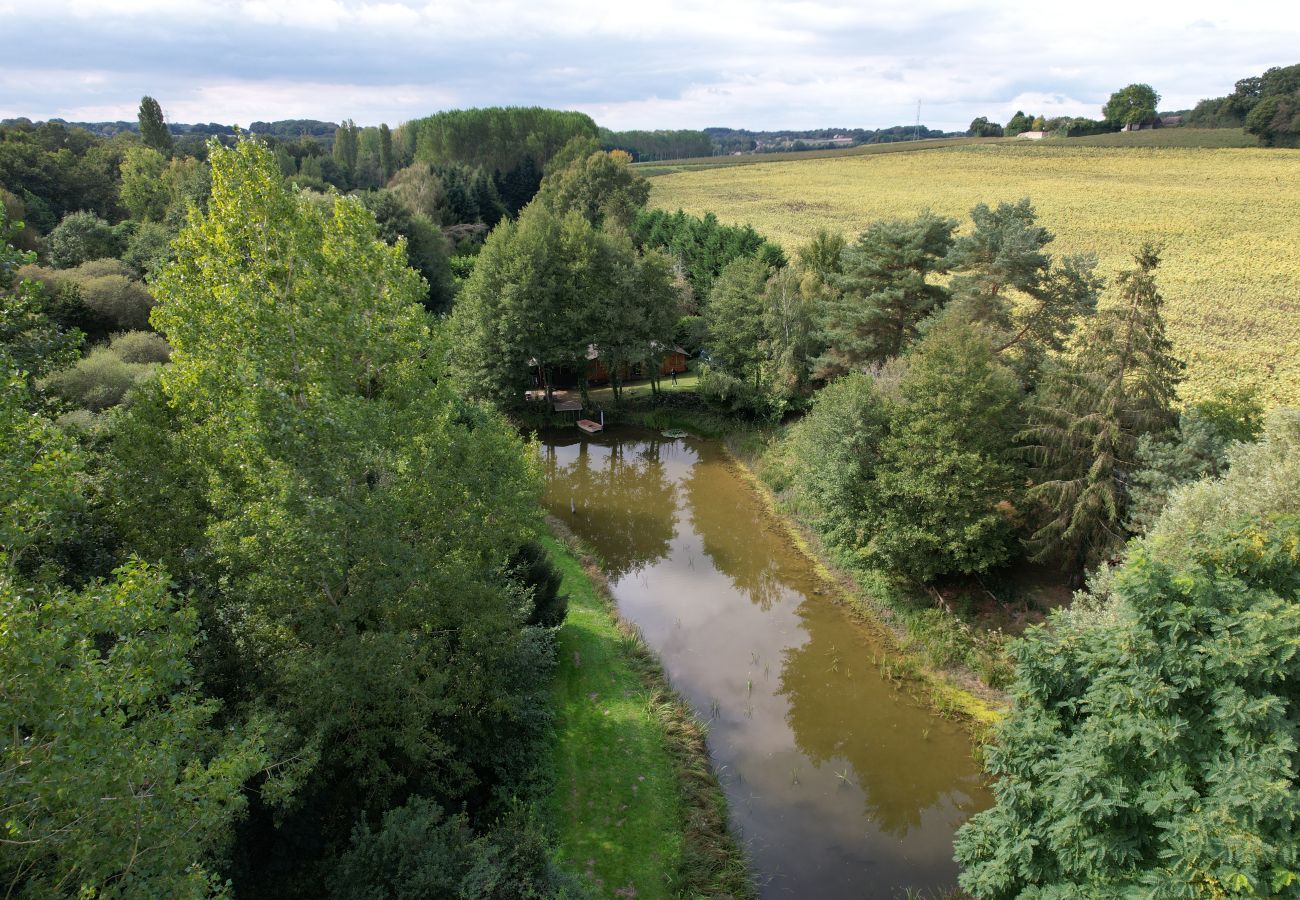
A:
541,530,752,898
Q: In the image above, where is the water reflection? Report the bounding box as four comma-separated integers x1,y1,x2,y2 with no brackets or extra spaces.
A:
778,599,988,838
541,429,989,898
542,435,678,580
683,454,796,611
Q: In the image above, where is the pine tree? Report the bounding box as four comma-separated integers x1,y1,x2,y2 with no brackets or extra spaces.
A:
947,199,1101,382
816,211,955,377
1021,243,1182,569
137,95,173,155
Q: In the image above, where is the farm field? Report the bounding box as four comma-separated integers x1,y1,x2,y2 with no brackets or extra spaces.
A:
649,142,1300,406
631,135,995,176
1061,127,1258,149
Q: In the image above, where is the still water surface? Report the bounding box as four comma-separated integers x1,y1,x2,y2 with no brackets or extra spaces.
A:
541,429,989,898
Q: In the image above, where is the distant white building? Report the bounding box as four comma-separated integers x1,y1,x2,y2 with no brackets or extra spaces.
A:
1018,130,1048,140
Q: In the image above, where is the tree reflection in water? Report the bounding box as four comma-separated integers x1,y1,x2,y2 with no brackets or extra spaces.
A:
777,598,987,837
542,434,679,580
683,455,795,611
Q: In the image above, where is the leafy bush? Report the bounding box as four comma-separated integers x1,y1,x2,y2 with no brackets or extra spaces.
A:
331,799,584,900
511,540,568,628
72,258,133,279
74,273,154,332
956,513,1300,897
122,220,176,279
109,329,170,364
41,345,153,411
770,372,890,547
44,211,128,269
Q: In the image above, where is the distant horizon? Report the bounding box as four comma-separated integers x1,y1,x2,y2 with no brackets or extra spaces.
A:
2,0,1296,132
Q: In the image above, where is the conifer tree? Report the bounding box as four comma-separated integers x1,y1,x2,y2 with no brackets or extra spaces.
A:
1020,243,1182,569
137,95,173,154
947,199,1102,382
816,211,955,377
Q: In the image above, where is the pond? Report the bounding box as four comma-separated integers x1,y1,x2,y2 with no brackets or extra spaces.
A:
541,429,990,898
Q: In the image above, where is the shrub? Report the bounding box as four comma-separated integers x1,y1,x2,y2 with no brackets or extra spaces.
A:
72,258,133,279
772,372,890,547
109,330,170,364
41,346,153,411
122,221,176,279
44,211,128,269
511,541,568,629
75,274,154,332
331,799,582,900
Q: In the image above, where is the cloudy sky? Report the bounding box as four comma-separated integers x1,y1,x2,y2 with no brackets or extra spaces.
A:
1,0,1297,132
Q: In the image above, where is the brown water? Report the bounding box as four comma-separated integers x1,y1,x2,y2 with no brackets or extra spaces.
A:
541,429,991,898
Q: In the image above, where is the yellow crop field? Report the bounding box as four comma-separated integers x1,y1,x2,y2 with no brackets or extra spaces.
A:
649,143,1300,407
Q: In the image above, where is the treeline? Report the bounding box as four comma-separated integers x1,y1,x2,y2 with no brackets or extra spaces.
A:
1,140,582,897
971,65,1300,146
448,145,791,408
705,125,959,155
1187,62,1300,145
599,128,714,161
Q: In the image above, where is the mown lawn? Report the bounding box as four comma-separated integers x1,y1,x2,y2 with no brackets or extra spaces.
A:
541,535,685,898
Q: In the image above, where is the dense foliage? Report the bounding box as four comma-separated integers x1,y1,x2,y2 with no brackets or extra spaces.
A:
1188,63,1300,145
1,139,576,897
956,416,1300,896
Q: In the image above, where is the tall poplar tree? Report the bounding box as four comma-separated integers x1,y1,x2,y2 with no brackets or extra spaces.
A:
1020,243,1182,569
137,95,173,154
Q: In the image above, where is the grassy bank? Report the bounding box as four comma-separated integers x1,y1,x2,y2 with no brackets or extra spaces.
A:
541,525,753,899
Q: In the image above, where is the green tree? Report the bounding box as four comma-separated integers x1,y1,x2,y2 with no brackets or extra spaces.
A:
761,265,820,402
817,211,955,377
968,116,1005,137
533,148,651,230
1,214,82,381
795,227,846,281
633,208,784,301
704,255,770,392
866,318,1024,580
1245,92,1300,147
378,122,395,180
1021,244,1182,569
114,139,548,863
137,95,173,154
1127,389,1264,533
120,145,170,221
449,204,594,405
1103,83,1161,128
955,511,1300,897
44,210,128,268
768,371,891,550
1005,110,1033,136
332,119,360,187
360,189,455,315
947,198,1101,381
0,367,265,898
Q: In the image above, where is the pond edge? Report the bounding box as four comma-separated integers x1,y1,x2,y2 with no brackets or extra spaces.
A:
544,514,757,899
721,447,1007,735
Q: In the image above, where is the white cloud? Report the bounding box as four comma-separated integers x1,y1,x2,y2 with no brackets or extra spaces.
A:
1,0,1297,130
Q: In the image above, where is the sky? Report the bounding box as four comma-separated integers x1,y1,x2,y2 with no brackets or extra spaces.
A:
1,0,1297,132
